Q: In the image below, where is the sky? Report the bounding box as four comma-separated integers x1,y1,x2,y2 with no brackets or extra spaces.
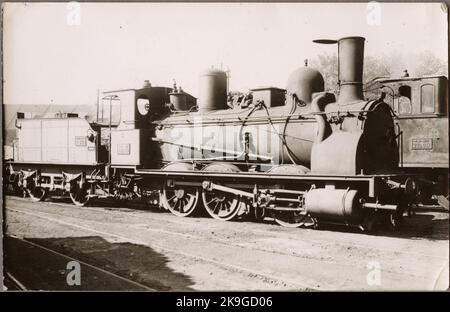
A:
2,2,448,106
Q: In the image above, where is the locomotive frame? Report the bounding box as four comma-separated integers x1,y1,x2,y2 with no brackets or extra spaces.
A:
4,36,448,232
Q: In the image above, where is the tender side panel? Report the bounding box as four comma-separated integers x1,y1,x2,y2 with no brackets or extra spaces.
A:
42,119,69,162
68,118,97,164
16,118,98,165
18,119,42,162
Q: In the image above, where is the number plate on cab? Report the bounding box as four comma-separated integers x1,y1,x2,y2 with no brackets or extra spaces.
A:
117,143,131,155
411,138,433,150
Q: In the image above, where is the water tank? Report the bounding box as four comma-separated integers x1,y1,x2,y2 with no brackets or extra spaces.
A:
198,68,228,111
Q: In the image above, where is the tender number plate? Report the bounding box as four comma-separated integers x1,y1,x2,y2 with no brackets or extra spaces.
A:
75,136,87,147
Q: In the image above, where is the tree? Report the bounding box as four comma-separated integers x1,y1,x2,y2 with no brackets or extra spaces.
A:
310,53,393,88
363,55,391,83
309,53,338,92
309,50,447,94
412,51,447,77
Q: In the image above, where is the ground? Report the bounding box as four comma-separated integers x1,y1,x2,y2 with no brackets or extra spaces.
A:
3,196,449,291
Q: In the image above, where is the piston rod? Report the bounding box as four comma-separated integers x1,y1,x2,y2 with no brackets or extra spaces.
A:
363,202,398,210
202,181,254,198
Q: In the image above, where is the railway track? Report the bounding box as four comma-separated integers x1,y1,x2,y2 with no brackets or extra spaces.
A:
4,271,28,290
6,206,317,290
4,234,156,291
7,196,447,260
5,196,448,290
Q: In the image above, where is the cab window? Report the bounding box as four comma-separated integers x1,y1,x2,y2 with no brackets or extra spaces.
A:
99,95,121,125
420,84,435,113
398,85,412,115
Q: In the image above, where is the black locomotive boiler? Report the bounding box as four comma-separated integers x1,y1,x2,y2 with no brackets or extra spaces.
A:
5,36,446,231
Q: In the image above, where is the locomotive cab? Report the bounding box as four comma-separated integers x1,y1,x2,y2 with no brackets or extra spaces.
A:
374,76,448,170
103,81,172,128
105,82,171,167
378,76,448,117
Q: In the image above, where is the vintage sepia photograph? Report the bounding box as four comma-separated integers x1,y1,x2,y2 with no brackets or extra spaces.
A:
1,1,449,294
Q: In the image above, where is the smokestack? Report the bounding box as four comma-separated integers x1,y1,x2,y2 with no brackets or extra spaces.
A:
313,36,366,103
337,37,365,103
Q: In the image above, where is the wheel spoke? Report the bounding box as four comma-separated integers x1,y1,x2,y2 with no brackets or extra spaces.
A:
179,202,185,213
69,184,90,207
174,200,181,211
206,197,216,206
212,201,221,213
162,185,199,217
202,189,240,221
28,186,47,202
180,199,188,213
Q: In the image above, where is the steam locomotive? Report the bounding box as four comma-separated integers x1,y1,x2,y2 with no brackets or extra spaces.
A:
5,36,448,231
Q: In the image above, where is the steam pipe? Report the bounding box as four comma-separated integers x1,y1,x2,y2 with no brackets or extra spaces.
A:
310,92,335,143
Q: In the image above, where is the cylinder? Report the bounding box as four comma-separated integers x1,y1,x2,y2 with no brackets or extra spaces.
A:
198,68,228,111
304,188,361,219
337,36,365,103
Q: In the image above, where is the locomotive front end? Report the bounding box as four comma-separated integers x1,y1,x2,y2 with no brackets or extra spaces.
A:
296,36,412,226
311,36,399,176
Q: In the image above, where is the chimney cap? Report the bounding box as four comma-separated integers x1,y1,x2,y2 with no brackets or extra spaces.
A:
313,36,365,45
313,39,337,44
